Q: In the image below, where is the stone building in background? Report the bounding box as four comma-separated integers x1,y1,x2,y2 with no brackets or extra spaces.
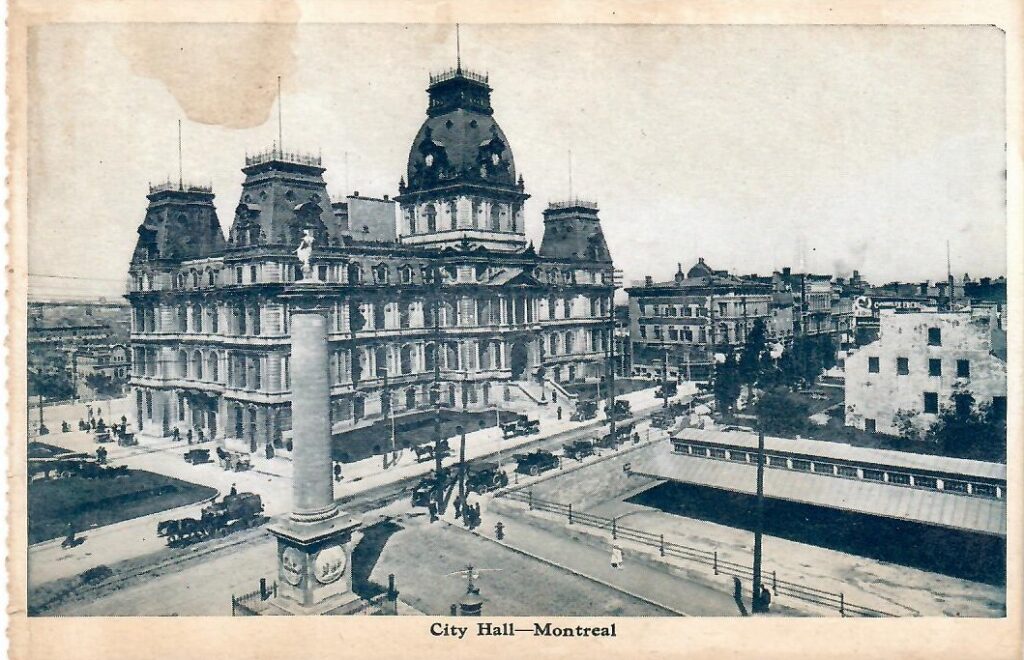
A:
125,63,615,451
626,259,773,381
844,308,1007,436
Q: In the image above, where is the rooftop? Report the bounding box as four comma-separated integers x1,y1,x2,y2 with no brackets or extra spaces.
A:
429,67,489,86
148,180,213,194
547,199,599,211
244,147,322,168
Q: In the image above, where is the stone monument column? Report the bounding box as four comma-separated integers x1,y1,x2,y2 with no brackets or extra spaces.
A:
264,281,364,616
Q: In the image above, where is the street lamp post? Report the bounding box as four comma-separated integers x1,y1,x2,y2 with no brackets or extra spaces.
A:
753,427,765,612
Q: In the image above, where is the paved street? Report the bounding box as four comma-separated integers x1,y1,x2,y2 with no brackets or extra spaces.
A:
28,386,696,603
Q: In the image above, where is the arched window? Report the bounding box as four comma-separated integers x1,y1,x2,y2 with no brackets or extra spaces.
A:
191,351,204,380
178,305,189,332
177,350,189,379
408,209,417,234
550,333,561,356
400,265,413,284
490,205,501,231
424,343,437,372
207,352,219,382
406,388,417,409
374,264,389,285
193,304,204,333
348,263,362,284
207,269,215,286
374,346,389,377
400,344,414,374
444,342,459,371
425,204,437,232
564,331,575,355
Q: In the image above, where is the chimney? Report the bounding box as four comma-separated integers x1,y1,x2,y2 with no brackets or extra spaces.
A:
383,194,389,201
644,275,653,287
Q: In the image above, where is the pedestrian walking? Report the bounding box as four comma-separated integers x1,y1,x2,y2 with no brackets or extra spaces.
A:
428,500,438,523
87,405,93,421
187,429,194,445
556,406,563,420
333,463,342,481
552,390,558,403
758,585,772,613
453,494,463,519
610,544,624,569
229,483,238,497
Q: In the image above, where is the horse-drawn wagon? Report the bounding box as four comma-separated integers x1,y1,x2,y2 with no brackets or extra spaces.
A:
157,492,264,545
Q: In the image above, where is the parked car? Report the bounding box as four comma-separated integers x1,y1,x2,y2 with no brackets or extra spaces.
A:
605,399,632,422
465,462,509,493
183,448,212,465
570,400,599,422
562,439,596,461
501,418,540,439
514,450,559,476
655,382,678,399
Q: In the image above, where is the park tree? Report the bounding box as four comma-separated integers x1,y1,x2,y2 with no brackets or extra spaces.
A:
27,369,75,402
892,409,924,444
925,388,1006,462
753,386,811,436
713,353,742,413
738,319,769,395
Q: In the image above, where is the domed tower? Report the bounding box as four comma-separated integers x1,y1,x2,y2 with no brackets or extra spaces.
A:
395,65,529,251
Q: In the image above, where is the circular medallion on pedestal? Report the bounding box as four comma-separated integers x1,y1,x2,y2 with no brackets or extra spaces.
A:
312,545,347,584
281,547,305,586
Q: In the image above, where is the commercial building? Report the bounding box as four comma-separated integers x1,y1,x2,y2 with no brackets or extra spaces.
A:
126,63,615,450
626,259,773,381
844,309,1007,436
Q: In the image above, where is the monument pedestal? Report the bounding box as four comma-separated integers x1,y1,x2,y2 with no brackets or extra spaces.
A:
264,514,365,615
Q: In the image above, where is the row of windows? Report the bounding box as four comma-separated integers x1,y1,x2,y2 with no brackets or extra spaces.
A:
868,356,970,378
674,442,1003,499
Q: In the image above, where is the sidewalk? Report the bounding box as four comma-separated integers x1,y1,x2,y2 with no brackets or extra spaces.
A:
460,507,742,616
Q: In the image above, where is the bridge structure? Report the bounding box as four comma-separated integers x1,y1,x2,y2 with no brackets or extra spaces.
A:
631,428,1006,538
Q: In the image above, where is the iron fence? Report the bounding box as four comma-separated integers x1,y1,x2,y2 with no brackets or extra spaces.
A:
500,489,900,617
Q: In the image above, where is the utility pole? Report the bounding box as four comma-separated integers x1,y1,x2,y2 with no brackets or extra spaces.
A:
432,263,446,515
608,270,622,445
752,427,765,612
457,424,467,518
661,344,669,408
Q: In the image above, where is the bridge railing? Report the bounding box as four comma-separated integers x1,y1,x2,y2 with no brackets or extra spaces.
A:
499,489,902,617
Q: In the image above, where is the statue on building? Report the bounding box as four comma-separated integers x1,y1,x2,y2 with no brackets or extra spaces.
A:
296,229,315,280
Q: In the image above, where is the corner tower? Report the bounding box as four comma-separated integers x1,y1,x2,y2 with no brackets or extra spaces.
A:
130,181,225,269
395,66,529,251
538,200,612,263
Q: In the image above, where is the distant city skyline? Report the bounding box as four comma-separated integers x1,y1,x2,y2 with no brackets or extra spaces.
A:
27,24,1006,301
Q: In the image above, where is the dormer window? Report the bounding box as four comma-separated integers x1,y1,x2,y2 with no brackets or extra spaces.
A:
400,265,413,284
348,263,362,284
374,264,389,285
425,153,434,167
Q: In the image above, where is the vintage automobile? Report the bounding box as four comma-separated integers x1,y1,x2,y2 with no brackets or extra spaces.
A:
562,439,596,461
596,422,635,449
183,448,212,465
465,462,509,493
94,429,113,444
501,418,540,439
604,399,632,422
411,467,452,507
117,431,139,447
157,492,264,545
650,412,675,429
570,400,599,422
216,447,252,472
655,382,679,399
514,449,559,476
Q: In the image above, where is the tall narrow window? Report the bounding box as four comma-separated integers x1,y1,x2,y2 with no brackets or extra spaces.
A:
928,358,941,377
928,327,942,346
956,359,971,378
896,357,909,375
425,204,437,232
923,392,939,414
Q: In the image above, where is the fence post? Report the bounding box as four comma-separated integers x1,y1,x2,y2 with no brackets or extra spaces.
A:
839,592,845,617
529,489,533,510
612,518,617,540
568,503,573,525
259,578,267,600
772,570,777,595
659,534,665,557
714,551,718,575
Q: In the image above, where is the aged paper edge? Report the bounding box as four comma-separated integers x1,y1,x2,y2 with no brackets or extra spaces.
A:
5,1,1022,659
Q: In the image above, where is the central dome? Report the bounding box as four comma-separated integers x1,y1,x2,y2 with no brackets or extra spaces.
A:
403,68,518,193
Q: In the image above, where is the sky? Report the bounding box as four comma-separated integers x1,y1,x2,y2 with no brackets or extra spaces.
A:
26,23,1007,301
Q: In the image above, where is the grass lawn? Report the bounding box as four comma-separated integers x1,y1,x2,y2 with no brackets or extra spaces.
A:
563,378,656,402
28,470,217,544
28,442,75,459
331,409,525,463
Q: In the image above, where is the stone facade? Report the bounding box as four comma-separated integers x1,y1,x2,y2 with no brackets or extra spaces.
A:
844,310,1007,436
627,259,773,381
126,65,615,450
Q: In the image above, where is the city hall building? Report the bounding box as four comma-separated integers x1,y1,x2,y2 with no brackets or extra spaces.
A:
126,64,616,450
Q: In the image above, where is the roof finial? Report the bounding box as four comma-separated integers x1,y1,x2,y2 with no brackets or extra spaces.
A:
456,23,462,72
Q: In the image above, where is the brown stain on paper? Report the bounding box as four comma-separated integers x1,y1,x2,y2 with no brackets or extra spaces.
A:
113,2,301,128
